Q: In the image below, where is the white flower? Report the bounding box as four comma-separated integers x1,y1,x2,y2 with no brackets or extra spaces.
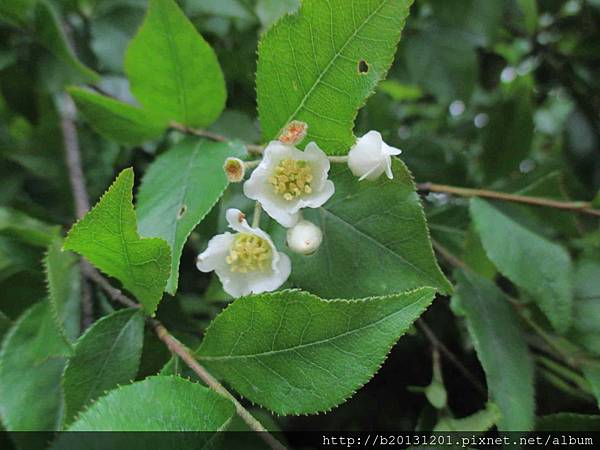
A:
243,140,335,227
348,131,402,181
196,209,291,298
286,220,323,255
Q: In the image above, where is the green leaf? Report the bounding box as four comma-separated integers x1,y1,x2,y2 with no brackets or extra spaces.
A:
34,1,100,83
273,161,452,298
256,0,413,154
66,376,235,431
452,270,535,431
536,413,600,431
197,287,436,414
137,139,245,294
582,362,600,409
592,190,600,208
516,0,538,34
64,168,171,315
62,308,144,425
125,0,226,127
0,0,36,26
569,257,600,355
0,207,60,247
434,403,501,432
0,302,69,430
470,198,573,333
68,87,166,146
45,237,81,342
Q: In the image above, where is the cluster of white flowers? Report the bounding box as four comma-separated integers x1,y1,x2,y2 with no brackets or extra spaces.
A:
197,128,401,298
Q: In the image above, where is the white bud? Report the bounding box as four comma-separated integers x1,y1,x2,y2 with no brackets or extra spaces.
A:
223,157,245,183
348,130,402,181
286,220,323,255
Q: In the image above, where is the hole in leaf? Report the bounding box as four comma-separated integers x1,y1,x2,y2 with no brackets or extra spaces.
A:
177,204,188,219
358,59,369,74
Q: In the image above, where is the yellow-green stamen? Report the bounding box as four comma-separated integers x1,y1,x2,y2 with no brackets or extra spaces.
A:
268,159,313,200
226,233,272,273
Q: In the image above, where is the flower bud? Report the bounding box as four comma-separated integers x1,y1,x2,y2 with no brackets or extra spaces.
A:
223,157,245,183
286,220,323,255
348,130,402,181
279,120,308,146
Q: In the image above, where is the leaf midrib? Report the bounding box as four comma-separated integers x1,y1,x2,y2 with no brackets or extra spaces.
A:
198,290,429,361
274,0,389,137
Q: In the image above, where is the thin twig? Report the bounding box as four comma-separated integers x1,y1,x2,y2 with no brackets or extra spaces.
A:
170,122,264,154
417,319,486,395
83,264,286,450
417,182,600,217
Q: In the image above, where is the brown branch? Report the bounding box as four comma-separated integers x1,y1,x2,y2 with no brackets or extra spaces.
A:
170,122,264,154
82,264,286,450
417,182,600,217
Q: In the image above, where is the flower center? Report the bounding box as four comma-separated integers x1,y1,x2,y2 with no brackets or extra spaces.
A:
226,233,272,273
268,159,313,201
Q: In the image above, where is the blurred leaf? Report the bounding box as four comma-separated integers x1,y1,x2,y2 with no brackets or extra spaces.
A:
536,413,600,431
198,288,436,414
377,80,423,102
255,0,299,29
44,237,81,343
69,87,166,146
592,191,600,208
515,0,538,34
462,225,496,279
274,160,452,298
65,376,235,431
582,363,600,409
0,207,59,247
0,302,70,431
125,0,226,127
187,0,254,21
64,168,171,315
208,110,260,144
452,270,535,431
470,198,573,333
34,0,100,83
257,0,413,154
434,403,501,432
0,0,36,25
62,308,144,426
137,139,245,294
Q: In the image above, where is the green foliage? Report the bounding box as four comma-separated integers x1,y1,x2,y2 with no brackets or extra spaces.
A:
257,0,413,154
0,207,59,247
198,288,436,414
452,270,535,431
68,87,166,146
0,302,69,430
62,308,144,425
64,169,171,315
137,139,245,294
275,160,451,298
125,0,226,128
66,376,235,431
434,403,501,432
536,413,600,431
470,198,573,333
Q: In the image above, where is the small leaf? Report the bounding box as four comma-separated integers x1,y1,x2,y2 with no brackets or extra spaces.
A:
470,198,573,333
197,287,436,414
45,237,81,343
257,0,413,154
65,376,235,431
62,308,144,425
34,1,100,83
434,403,501,432
125,0,226,127
273,160,452,298
452,270,535,431
137,139,246,294
64,168,171,314
69,87,166,146
0,302,69,431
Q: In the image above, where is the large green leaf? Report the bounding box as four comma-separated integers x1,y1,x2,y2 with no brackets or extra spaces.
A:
256,0,413,154
45,238,81,343
64,168,171,315
34,1,100,83
137,139,245,294
197,287,436,414
125,0,226,127
62,308,144,425
66,376,235,431
273,160,451,298
452,270,535,431
69,87,166,146
0,302,69,431
470,198,573,333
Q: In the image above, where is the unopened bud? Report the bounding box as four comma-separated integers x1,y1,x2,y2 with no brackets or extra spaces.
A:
286,220,322,255
279,120,308,146
223,157,245,183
